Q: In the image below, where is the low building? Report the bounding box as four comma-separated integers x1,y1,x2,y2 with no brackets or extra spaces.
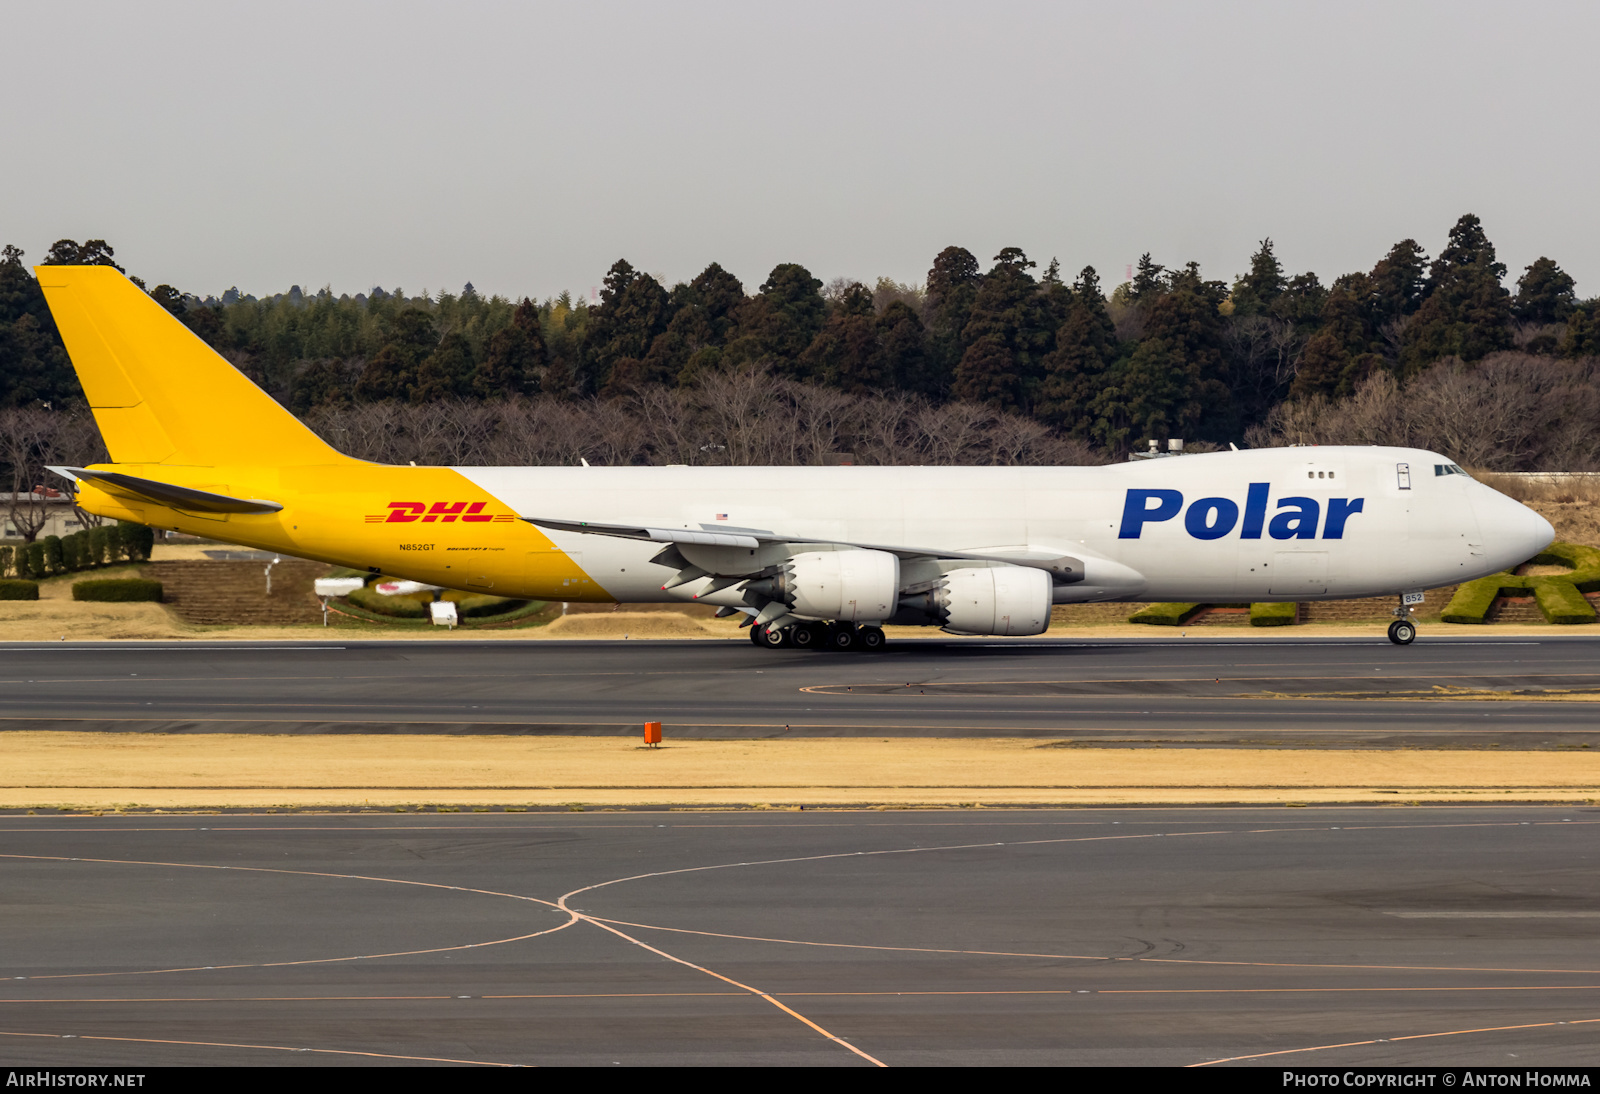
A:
2,492,96,541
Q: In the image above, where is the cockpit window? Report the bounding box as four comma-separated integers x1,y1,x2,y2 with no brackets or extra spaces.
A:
1434,464,1470,478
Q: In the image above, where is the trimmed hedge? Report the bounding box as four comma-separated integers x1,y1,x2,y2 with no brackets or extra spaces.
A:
348,585,428,617
0,579,39,600
73,578,164,603
1440,540,1600,624
1441,577,1501,624
457,595,528,619
1250,601,1299,627
1536,580,1596,625
0,522,155,579
1128,602,1204,626
1539,542,1600,592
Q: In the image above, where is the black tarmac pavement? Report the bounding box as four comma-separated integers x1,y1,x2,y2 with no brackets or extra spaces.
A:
1,807,1597,1067
1,635,1598,747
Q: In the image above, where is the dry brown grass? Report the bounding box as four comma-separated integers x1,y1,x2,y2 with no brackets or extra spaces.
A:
3,733,1598,811
1475,474,1600,544
540,612,724,639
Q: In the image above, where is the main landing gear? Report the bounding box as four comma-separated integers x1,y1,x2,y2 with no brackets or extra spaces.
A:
748,621,887,652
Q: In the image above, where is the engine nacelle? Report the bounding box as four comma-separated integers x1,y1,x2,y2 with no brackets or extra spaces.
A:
939,565,1051,636
781,549,900,623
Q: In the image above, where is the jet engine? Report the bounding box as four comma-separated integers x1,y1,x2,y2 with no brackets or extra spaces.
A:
775,549,900,623
900,565,1051,636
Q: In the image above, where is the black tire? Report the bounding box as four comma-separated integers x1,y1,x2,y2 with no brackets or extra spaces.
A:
1387,620,1416,645
761,624,790,649
858,625,886,651
748,623,766,645
792,622,824,649
828,624,857,651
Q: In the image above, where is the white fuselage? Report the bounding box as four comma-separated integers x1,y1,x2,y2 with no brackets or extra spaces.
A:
457,445,1552,606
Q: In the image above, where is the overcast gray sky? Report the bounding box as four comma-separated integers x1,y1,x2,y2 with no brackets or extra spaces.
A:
4,1,1596,302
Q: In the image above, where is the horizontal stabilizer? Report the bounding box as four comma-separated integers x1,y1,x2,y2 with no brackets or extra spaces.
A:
49,467,284,514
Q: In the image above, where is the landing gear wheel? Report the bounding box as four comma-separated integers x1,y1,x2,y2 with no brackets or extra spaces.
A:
791,622,825,649
760,624,789,649
1387,619,1416,645
828,624,857,651
748,623,767,646
857,625,886,651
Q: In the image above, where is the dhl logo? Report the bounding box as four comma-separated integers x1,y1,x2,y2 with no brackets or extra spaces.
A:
365,502,518,524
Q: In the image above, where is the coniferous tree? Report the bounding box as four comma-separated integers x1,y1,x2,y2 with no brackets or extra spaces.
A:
799,282,882,393
1127,254,1166,304
1036,266,1116,434
641,262,745,387
923,246,981,393
1090,262,1231,448
1268,272,1328,332
1230,239,1287,317
411,330,474,403
1513,257,1577,325
723,264,826,378
0,246,76,407
589,260,673,394
953,248,1053,411
1290,273,1384,400
148,284,187,317
289,359,357,413
877,300,929,393
1560,302,1600,358
1369,239,1431,322
355,307,435,401
1400,214,1512,373
41,239,123,271
474,297,546,397
950,337,1021,412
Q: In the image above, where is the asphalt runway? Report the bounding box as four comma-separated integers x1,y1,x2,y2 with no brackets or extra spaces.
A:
1,807,1597,1067
2,635,1600,746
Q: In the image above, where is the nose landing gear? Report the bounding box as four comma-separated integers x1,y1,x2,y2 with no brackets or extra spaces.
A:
1387,619,1417,645
1387,596,1418,645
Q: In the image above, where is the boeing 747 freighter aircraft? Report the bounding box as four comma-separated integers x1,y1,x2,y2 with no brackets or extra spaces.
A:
36,266,1553,649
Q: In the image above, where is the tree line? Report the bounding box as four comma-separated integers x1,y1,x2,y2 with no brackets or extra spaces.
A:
1,217,1597,523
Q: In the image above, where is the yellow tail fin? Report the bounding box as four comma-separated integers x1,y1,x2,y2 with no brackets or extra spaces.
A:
35,265,350,467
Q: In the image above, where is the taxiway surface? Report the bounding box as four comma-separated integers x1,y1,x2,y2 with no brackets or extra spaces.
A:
1,635,1599,746
2,807,1597,1067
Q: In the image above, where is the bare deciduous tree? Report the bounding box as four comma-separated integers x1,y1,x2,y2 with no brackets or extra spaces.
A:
0,408,94,542
1247,353,1600,471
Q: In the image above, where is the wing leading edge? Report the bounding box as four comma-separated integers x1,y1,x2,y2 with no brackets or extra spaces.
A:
521,515,1084,581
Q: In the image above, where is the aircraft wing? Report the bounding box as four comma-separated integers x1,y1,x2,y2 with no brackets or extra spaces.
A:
48,466,284,515
525,517,764,549
523,516,1084,581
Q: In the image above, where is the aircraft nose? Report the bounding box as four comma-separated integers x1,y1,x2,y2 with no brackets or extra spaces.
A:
1528,508,1556,554
1476,489,1555,567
